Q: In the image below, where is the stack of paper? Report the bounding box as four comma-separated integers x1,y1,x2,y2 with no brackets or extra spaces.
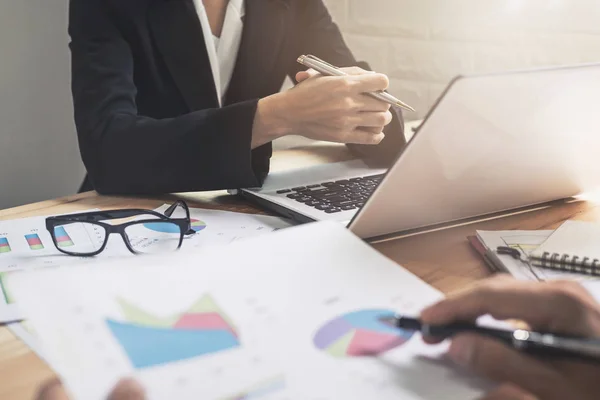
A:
7,222,493,400
0,206,293,356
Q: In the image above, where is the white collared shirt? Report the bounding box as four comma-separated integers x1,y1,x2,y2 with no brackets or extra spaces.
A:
192,0,245,106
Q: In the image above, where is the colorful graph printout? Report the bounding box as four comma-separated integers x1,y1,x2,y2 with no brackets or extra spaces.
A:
313,309,414,357
107,294,239,369
0,238,10,254
54,227,74,247
25,234,44,250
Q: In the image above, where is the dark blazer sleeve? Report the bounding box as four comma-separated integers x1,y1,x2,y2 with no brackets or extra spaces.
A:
289,0,407,166
69,0,262,195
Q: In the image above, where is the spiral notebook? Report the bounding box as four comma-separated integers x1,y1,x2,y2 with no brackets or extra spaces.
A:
530,220,600,276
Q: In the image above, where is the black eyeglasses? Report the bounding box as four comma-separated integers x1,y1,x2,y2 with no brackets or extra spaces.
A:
45,201,195,257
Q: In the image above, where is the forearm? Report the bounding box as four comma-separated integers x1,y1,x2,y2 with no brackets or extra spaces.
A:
79,101,263,195
251,94,292,149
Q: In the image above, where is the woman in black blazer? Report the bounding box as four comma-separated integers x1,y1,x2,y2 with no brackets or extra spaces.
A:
69,0,406,195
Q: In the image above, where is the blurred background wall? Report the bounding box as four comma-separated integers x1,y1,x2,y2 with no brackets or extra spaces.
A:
0,0,85,209
323,0,600,121
2,1,600,208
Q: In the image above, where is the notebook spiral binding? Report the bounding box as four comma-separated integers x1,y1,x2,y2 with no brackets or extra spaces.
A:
540,252,600,276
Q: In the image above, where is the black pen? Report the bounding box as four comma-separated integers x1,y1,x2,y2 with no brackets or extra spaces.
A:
380,315,600,364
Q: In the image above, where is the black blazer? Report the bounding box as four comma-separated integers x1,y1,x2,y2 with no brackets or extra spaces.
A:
69,0,406,195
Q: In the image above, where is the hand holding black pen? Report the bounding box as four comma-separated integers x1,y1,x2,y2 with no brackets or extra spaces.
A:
381,315,600,364
392,275,600,400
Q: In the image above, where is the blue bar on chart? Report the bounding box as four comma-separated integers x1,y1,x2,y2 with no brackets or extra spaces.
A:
0,237,11,254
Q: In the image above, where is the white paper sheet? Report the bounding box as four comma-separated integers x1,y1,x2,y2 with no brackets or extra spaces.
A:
8,221,493,400
0,211,103,272
1,206,292,359
153,204,294,251
530,220,600,265
0,206,292,275
0,210,104,325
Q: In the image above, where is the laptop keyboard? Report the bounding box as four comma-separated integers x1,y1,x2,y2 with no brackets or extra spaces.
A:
275,174,384,214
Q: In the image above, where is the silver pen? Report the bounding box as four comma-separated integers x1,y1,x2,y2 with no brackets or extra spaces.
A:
297,54,415,112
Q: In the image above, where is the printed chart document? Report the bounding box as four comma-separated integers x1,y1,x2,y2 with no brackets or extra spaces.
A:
154,204,293,250
0,207,291,354
8,222,492,400
0,210,101,329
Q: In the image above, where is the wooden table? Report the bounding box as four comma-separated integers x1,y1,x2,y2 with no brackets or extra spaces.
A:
2,134,600,399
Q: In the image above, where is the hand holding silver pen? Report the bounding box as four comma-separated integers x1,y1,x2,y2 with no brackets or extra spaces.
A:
252,60,396,146
297,54,415,112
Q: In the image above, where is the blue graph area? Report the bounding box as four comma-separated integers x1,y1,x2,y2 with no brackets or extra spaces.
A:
342,309,413,338
106,320,240,369
142,222,181,234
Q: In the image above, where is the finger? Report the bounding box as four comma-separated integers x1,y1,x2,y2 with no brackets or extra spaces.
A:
421,277,507,344
344,129,385,145
295,68,319,83
297,67,372,83
354,94,392,112
107,378,146,400
339,66,374,76
448,334,570,400
360,126,388,135
422,333,450,345
35,379,69,400
348,73,390,93
352,111,393,128
479,383,538,400
420,276,594,334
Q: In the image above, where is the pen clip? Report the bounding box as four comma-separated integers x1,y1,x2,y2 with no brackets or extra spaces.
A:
497,246,523,260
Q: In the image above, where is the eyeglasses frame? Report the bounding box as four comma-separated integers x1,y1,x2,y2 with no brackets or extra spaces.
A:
45,201,195,257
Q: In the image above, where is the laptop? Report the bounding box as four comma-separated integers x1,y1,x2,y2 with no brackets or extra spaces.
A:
240,63,600,240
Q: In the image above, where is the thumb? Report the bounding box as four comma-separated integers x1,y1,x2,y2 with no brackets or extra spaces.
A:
35,379,70,400
107,378,146,400
448,334,568,400
295,68,320,83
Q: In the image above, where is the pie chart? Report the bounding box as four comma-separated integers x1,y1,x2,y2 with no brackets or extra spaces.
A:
313,309,414,357
190,219,207,232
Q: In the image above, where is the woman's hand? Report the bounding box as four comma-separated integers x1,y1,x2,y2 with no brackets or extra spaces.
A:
252,67,393,148
36,378,145,400
421,275,600,400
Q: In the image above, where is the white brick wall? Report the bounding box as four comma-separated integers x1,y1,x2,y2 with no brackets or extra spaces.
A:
323,0,600,120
